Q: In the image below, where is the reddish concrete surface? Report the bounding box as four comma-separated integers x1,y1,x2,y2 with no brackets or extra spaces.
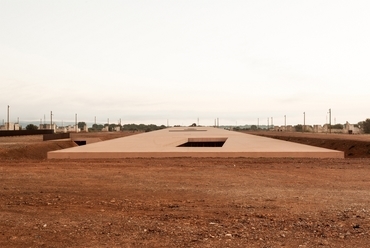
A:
48,128,343,159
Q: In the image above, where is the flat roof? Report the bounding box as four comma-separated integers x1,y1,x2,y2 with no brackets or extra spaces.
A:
47,127,344,159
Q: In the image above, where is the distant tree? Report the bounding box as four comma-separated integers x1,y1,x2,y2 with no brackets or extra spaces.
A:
26,124,38,130
294,124,303,132
233,126,240,131
250,125,258,131
78,122,86,130
331,124,344,129
122,123,166,132
362,119,370,134
108,123,119,131
89,124,104,132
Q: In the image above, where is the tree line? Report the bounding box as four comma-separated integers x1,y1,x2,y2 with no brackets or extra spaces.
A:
231,119,370,134
22,119,370,134
89,123,166,132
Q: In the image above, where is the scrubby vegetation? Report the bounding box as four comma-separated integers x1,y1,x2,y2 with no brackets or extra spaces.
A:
88,123,166,132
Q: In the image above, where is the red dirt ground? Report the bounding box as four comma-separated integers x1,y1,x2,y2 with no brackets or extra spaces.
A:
1,131,370,247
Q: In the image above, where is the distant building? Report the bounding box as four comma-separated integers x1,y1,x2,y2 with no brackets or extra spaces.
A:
39,124,56,132
66,125,79,132
275,122,362,134
344,121,361,134
0,122,20,131
82,125,88,132
56,126,68,133
274,125,294,132
56,125,85,133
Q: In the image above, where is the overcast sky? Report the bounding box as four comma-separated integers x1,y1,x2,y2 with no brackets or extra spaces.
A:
1,0,369,126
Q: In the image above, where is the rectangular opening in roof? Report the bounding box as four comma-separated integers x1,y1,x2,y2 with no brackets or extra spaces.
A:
169,128,207,132
177,138,227,147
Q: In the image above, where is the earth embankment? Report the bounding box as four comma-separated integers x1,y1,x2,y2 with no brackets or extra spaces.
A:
245,131,370,158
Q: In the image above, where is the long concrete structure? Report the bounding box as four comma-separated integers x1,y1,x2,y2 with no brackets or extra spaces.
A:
47,127,344,159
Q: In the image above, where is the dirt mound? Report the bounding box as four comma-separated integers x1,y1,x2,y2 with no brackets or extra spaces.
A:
70,131,136,141
247,132,370,158
0,140,76,160
0,132,136,160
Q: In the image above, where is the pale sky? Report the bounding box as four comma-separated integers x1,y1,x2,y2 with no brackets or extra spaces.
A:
1,0,369,126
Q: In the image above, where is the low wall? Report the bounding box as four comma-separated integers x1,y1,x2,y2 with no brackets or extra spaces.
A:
43,133,70,141
0,130,54,137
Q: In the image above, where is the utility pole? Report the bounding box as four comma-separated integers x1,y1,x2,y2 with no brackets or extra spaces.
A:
303,112,306,133
50,111,53,131
329,108,331,133
75,113,77,132
7,105,9,130
271,117,273,129
284,115,286,131
267,118,269,130
257,118,259,130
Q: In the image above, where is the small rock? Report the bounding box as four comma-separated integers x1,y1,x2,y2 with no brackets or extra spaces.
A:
225,234,232,238
322,240,329,245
